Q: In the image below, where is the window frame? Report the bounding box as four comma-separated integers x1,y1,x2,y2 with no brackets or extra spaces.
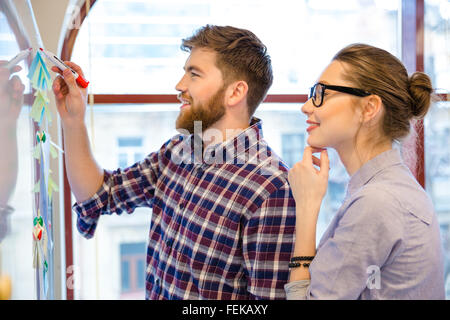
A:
60,0,450,299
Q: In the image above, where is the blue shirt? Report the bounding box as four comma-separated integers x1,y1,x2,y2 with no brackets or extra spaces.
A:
285,148,445,299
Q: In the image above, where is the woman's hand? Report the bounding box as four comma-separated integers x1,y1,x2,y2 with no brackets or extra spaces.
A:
288,146,330,213
288,147,330,279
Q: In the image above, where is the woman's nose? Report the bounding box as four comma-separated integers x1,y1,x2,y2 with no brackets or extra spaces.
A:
301,98,315,116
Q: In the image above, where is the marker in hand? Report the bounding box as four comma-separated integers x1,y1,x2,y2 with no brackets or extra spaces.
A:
1,48,32,71
39,48,89,88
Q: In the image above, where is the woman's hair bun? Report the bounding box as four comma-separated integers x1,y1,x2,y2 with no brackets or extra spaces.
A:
408,72,433,119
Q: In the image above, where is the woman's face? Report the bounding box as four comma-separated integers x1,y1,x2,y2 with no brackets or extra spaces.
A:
302,60,364,151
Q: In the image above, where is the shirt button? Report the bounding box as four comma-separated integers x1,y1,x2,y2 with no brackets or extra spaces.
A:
179,202,185,210
165,238,173,247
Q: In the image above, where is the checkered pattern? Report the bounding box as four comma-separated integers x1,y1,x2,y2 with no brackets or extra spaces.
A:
73,118,296,300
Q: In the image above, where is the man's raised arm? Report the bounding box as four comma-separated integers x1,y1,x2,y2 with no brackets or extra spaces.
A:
51,61,103,203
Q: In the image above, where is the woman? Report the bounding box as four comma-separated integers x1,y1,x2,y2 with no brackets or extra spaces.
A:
285,44,445,299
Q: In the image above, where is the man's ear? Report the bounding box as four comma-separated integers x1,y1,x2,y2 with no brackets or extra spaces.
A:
225,80,249,107
361,94,383,125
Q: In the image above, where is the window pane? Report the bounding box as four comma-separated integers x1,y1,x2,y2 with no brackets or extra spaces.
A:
425,0,450,299
0,11,34,299
72,0,399,94
120,242,146,294
0,14,31,95
137,259,145,290
281,133,305,168
120,242,146,256
425,102,450,299
134,153,144,163
0,109,35,299
425,0,450,93
118,153,128,168
118,137,143,147
120,260,130,291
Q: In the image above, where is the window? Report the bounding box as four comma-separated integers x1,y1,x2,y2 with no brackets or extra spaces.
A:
120,242,146,299
117,137,144,168
71,0,400,94
281,133,305,168
0,6,35,299
424,0,450,298
64,0,450,300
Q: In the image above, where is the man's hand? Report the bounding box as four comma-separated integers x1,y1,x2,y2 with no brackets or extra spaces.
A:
50,61,104,203
51,61,88,127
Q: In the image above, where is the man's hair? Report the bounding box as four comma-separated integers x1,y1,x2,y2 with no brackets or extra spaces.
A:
181,25,273,117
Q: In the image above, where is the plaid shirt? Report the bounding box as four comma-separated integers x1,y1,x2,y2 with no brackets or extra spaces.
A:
74,118,296,300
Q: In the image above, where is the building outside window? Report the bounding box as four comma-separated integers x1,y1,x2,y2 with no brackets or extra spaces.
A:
117,137,144,168
281,133,305,168
120,242,146,299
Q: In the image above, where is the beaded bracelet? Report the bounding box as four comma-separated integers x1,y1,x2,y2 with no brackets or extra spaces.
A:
288,262,311,269
290,256,314,262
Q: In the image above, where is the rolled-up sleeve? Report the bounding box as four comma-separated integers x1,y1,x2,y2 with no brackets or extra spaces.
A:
284,280,310,300
73,136,182,239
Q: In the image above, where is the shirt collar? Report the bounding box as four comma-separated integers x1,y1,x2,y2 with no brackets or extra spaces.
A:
202,117,264,164
347,148,403,196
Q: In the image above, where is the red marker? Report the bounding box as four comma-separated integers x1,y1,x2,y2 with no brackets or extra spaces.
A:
39,48,89,88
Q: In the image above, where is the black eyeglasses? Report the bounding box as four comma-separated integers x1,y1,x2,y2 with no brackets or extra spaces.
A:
309,82,371,107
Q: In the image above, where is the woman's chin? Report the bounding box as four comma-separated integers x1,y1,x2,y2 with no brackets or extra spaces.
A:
306,137,327,149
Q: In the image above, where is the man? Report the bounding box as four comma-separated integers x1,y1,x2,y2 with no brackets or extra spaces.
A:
52,25,295,299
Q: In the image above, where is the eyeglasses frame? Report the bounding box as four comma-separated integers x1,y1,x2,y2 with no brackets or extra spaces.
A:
309,82,371,107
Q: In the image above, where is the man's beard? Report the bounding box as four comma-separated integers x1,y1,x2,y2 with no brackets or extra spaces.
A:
175,86,227,134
